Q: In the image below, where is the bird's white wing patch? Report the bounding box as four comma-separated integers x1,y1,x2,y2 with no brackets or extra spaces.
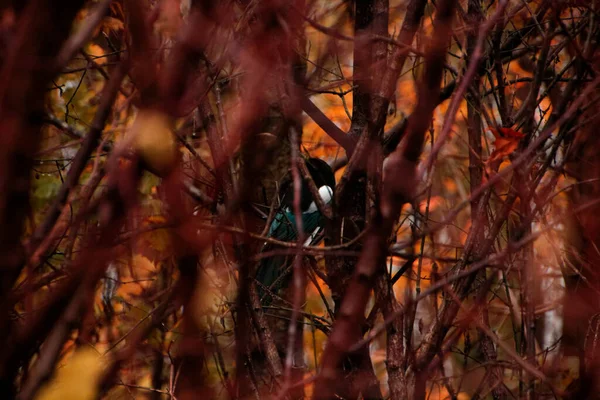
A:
304,225,322,246
306,185,333,213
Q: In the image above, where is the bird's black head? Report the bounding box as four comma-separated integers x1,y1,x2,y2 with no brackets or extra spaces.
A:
297,157,335,211
306,157,336,191
279,157,335,212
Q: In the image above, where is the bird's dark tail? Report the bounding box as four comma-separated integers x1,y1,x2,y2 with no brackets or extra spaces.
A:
255,247,291,305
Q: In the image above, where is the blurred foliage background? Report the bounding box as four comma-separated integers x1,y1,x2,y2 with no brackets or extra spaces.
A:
3,0,600,399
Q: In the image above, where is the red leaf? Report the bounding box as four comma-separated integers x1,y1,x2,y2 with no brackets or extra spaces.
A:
490,127,525,139
498,127,525,139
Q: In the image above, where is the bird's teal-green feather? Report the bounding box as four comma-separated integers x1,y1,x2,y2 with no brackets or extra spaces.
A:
267,210,297,241
256,209,323,303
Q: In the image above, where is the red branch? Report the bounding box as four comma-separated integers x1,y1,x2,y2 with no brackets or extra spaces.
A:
312,0,457,397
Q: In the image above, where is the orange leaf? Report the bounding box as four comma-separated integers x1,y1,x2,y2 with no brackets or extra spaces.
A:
485,132,525,176
101,16,124,34
491,137,520,160
487,126,525,165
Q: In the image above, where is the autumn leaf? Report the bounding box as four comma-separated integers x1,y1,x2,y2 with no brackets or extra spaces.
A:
486,127,525,167
131,109,178,177
101,16,124,34
86,44,105,65
35,349,105,400
492,127,525,140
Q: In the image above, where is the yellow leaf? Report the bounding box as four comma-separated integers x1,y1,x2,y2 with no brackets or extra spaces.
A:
36,349,105,400
131,109,177,177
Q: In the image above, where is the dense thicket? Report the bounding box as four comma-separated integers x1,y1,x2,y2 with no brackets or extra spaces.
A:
1,0,600,399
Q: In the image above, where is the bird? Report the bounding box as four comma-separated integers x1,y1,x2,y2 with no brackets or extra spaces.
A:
255,157,335,304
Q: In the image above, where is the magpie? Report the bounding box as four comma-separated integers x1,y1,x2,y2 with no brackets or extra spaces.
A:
255,157,335,304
